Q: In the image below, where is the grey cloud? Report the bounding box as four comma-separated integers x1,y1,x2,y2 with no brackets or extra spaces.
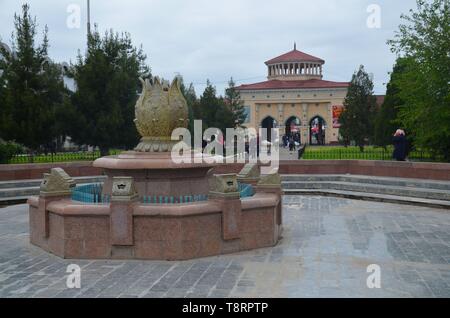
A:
0,0,418,95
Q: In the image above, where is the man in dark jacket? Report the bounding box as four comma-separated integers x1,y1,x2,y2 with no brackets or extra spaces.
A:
289,136,295,152
393,129,407,161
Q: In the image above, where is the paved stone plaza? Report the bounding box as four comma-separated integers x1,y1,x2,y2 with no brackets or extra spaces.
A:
1,196,450,298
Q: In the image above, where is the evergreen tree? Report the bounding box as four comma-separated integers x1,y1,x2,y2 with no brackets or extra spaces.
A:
198,80,220,130
388,0,450,161
69,27,150,155
216,96,235,138
0,4,66,152
225,77,246,126
179,77,197,139
339,65,377,151
196,80,235,139
374,58,410,148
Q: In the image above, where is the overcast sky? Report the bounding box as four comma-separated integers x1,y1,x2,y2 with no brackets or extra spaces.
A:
0,0,417,95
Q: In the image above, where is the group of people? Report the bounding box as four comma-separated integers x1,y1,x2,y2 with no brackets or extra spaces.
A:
200,129,409,162
282,132,301,152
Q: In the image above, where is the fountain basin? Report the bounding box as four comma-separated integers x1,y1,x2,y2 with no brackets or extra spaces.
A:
28,189,281,260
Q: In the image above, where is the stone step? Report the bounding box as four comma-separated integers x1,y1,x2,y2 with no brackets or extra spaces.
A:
282,174,450,191
282,181,450,201
0,196,30,206
283,189,450,210
0,175,106,190
0,176,106,200
0,186,41,198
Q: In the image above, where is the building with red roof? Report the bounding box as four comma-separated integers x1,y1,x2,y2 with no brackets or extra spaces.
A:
236,44,350,145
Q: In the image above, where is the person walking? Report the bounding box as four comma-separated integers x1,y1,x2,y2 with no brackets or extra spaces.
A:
289,136,295,152
393,129,407,161
282,135,288,148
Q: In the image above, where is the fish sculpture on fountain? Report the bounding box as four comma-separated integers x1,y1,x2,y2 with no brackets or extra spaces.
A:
134,76,189,152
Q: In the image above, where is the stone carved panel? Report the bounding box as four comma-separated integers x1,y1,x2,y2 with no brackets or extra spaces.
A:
111,177,139,202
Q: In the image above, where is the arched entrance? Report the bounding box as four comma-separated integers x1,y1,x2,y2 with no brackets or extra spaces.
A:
285,116,301,144
310,116,327,145
261,116,277,142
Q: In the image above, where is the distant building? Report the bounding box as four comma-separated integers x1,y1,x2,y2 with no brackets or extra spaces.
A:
374,95,385,109
236,45,350,145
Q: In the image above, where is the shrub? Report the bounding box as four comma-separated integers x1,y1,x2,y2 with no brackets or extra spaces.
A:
0,141,24,164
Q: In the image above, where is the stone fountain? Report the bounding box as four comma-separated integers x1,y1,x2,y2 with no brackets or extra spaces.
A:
28,76,283,260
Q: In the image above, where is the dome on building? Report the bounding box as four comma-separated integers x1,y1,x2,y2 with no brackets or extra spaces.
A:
265,44,325,81
265,44,324,65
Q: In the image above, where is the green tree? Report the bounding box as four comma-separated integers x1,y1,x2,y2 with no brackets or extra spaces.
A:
216,96,235,137
339,65,377,151
0,140,23,163
198,80,220,130
69,28,150,155
193,80,236,143
373,58,410,148
0,4,66,152
388,0,450,161
179,77,197,139
225,77,246,127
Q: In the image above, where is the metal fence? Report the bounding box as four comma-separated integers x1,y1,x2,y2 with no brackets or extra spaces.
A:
10,152,100,164
8,150,122,164
300,147,443,162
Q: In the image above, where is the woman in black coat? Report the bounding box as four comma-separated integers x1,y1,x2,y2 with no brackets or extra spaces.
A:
392,129,407,161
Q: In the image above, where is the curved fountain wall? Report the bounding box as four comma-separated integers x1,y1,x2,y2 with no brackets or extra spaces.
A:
28,163,282,260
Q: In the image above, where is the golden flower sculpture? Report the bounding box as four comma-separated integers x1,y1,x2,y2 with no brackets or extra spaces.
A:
134,76,189,152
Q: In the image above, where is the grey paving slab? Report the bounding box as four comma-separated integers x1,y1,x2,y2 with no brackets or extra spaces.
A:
1,197,450,298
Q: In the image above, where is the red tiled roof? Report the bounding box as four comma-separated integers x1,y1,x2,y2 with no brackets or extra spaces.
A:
236,79,349,91
265,49,324,65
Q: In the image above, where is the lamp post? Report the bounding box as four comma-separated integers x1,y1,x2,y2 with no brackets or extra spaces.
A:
87,0,91,36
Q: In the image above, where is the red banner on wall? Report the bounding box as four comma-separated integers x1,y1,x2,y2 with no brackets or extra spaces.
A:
332,105,344,128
